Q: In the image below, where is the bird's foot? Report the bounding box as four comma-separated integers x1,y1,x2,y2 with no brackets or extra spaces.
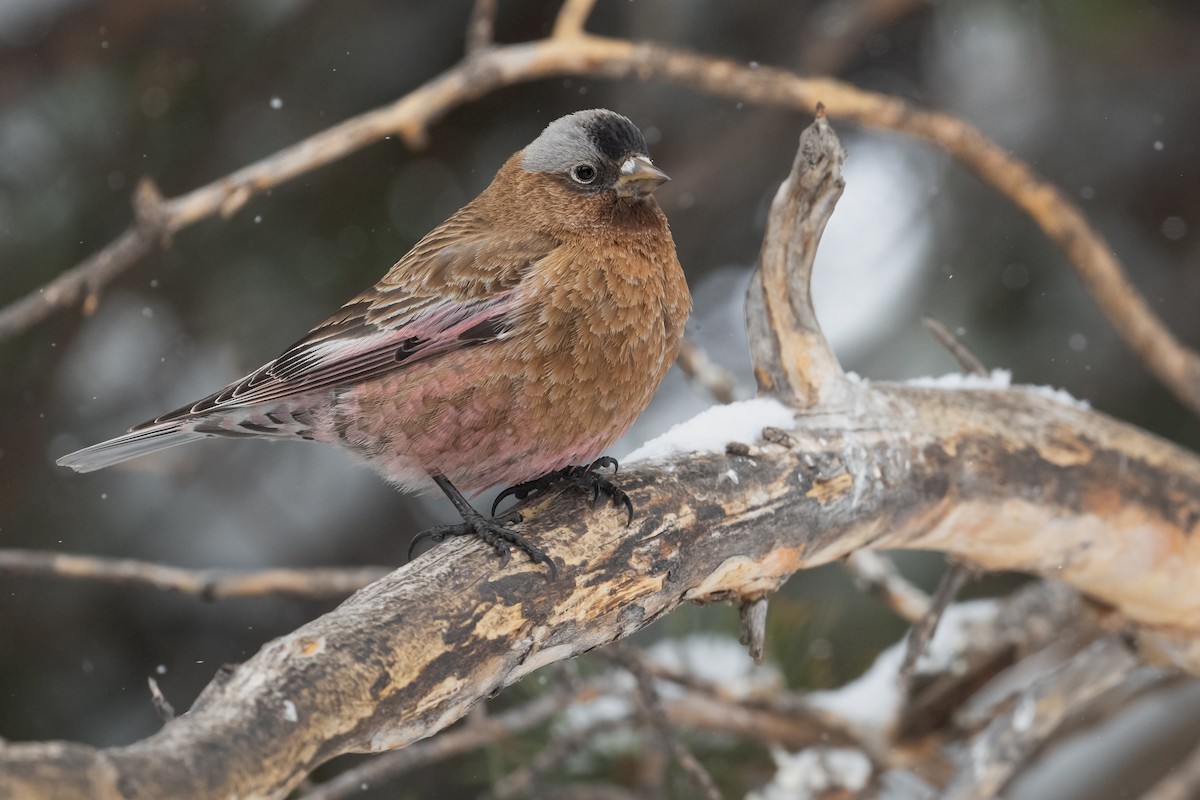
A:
491,456,633,524
407,508,556,579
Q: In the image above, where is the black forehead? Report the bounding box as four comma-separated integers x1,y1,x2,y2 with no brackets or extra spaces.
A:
583,114,648,161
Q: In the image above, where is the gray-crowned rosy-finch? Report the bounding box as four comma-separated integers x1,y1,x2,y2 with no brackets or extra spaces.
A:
58,109,691,576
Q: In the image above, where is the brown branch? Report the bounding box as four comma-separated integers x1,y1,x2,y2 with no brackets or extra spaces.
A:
843,551,930,624
465,0,497,54
2,15,1194,416
801,0,931,75
0,549,387,600
898,562,973,682
940,636,1139,799
738,596,768,664
299,688,585,800
608,645,723,800
746,105,848,408
676,337,738,404
483,717,634,800
552,0,597,39
0,227,153,339
922,316,989,377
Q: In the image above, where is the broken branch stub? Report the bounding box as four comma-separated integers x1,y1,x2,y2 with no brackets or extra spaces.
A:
746,108,849,409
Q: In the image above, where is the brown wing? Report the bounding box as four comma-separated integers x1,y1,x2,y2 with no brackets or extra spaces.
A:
142,200,559,426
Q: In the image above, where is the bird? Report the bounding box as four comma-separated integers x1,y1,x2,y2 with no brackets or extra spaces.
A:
58,108,691,577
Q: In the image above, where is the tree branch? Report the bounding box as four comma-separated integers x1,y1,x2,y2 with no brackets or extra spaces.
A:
3,370,1198,797
0,549,386,600
746,105,848,408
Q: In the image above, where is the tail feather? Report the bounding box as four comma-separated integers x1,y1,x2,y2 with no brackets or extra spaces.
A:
56,421,211,473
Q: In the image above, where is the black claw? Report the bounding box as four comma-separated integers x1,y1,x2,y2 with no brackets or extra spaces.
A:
490,456,634,527
408,512,555,579
410,477,555,578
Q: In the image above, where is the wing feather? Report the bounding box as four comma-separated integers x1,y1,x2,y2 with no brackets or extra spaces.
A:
139,199,556,428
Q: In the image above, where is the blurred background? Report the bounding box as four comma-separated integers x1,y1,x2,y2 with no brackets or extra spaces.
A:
1,1,1198,797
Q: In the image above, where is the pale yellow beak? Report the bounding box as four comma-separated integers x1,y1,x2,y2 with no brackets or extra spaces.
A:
616,155,670,198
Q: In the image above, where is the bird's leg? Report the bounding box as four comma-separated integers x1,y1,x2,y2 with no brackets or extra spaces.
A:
408,475,556,579
491,456,633,524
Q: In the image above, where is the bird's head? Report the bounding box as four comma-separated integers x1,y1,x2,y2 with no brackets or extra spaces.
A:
520,109,669,202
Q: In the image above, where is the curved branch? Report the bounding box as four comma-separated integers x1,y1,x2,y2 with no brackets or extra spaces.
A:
746,105,848,407
2,379,1198,798
1,19,1195,416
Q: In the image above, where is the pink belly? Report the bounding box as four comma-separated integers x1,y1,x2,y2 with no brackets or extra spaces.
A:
314,355,633,494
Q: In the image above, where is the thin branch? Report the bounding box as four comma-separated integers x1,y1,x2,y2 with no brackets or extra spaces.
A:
147,677,175,724
301,688,585,800
608,645,723,800
899,561,973,681
843,551,930,624
466,0,498,54
922,316,989,377
676,336,738,404
552,0,597,39
483,717,632,800
738,596,768,664
802,0,930,75
2,22,1194,417
0,227,152,339
940,636,1139,800
0,549,386,600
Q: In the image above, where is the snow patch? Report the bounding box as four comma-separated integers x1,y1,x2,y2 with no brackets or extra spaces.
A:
748,747,873,800
905,369,1090,410
1023,382,1091,410
624,398,795,464
806,600,1000,733
906,368,1013,390
808,641,903,731
916,599,1000,674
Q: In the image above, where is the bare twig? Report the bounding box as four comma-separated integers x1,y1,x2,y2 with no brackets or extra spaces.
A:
0,549,387,600
466,0,497,54
843,551,931,624
146,677,175,723
676,337,738,404
899,561,973,682
302,688,586,800
552,0,597,39
608,645,723,800
802,0,930,75
922,316,989,377
940,636,1139,800
484,717,632,800
0,227,153,339
738,597,769,664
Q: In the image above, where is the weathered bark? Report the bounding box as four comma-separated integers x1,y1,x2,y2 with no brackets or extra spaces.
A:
2,380,1199,799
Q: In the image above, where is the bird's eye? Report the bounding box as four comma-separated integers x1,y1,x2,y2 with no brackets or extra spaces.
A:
570,164,597,184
